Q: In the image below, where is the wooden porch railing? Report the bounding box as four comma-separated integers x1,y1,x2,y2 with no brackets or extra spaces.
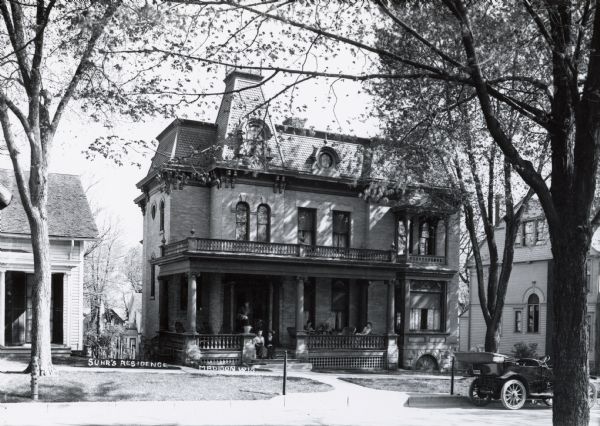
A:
408,254,446,264
195,334,243,350
307,334,386,350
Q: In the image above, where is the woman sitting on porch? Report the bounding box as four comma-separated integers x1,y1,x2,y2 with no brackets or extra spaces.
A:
357,322,373,335
253,330,268,359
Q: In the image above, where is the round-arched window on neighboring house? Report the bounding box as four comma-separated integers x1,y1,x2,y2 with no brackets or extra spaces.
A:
527,293,540,333
151,203,157,220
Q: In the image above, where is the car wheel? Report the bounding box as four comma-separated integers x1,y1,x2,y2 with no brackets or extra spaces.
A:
500,379,527,410
589,382,598,407
542,398,553,407
469,378,491,406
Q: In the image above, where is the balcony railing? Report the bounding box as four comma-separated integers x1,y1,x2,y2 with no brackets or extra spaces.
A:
195,334,243,350
307,334,386,350
162,237,446,265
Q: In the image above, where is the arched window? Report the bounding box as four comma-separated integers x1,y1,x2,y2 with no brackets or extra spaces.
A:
527,293,539,333
256,204,270,242
159,200,165,232
235,202,250,240
418,218,437,255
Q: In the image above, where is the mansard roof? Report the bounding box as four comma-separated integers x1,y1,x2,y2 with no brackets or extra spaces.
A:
0,169,98,239
140,71,453,192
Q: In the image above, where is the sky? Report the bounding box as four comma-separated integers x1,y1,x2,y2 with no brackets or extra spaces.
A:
0,75,379,249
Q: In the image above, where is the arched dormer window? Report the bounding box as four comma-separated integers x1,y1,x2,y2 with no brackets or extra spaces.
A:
315,146,340,171
257,204,271,242
527,293,539,333
159,200,165,232
235,202,250,241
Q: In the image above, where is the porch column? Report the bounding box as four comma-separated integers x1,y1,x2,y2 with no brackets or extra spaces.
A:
295,276,308,361
187,273,198,334
0,270,5,346
386,279,399,370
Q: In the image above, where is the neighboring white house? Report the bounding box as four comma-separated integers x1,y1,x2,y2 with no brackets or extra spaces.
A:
459,199,600,373
0,169,97,354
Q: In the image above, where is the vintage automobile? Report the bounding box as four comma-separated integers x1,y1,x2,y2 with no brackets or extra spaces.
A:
455,352,598,410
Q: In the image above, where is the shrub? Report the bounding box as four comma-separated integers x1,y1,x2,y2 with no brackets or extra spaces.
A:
185,343,203,367
512,342,538,358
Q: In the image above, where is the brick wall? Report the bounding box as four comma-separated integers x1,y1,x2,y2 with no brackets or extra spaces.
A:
169,186,210,241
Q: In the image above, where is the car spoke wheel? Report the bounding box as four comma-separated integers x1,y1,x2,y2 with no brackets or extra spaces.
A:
501,379,527,410
469,378,491,407
589,382,598,408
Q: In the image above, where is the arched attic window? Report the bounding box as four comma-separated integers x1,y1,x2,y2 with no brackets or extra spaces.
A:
527,293,540,333
256,204,271,242
235,202,250,241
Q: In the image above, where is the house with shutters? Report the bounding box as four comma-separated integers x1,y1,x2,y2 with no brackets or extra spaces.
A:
459,199,600,373
0,169,97,355
135,69,461,370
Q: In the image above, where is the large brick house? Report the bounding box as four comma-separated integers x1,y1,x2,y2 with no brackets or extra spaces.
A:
459,199,600,372
0,169,97,355
135,70,461,370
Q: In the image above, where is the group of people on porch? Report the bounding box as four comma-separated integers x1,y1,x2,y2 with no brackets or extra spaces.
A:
238,300,374,360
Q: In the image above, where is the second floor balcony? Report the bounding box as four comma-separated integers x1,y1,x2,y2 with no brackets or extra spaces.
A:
161,237,447,265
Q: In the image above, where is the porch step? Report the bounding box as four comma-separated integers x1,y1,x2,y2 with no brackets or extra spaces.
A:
0,345,71,359
254,359,313,372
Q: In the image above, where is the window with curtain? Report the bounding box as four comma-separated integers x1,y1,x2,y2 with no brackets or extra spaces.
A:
298,208,316,245
418,219,437,255
409,281,444,332
235,202,250,240
256,204,270,242
527,293,540,333
514,310,522,333
397,218,407,255
524,220,536,246
332,211,350,248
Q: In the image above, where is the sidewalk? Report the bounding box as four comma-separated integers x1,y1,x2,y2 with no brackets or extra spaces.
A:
0,358,584,425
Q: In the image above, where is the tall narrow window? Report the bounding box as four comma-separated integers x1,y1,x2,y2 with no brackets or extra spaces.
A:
536,220,547,245
524,221,535,246
418,219,437,255
397,218,407,255
409,281,444,332
235,202,250,240
150,263,155,299
514,310,522,333
159,200,165,232
257,204,271,242
527,294,539,333
332,211,350,248
298,208,316,245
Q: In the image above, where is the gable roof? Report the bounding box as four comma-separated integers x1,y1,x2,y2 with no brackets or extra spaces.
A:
0,169,98,239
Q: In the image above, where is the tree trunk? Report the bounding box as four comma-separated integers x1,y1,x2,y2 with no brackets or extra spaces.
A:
551,231,589,426
29,208,55,376
484,317,501,353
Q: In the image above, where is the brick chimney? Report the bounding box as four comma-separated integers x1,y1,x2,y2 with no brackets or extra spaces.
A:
215,68,266,145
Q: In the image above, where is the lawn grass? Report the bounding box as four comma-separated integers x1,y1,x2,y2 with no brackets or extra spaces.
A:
0,371,332,403
341,376,473,396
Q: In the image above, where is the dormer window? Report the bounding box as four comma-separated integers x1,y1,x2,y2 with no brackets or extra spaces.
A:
319,152,333,169
314,147,339,171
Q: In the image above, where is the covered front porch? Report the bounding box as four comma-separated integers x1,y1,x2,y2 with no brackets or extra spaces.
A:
0,270,69,348
153,259,401,369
